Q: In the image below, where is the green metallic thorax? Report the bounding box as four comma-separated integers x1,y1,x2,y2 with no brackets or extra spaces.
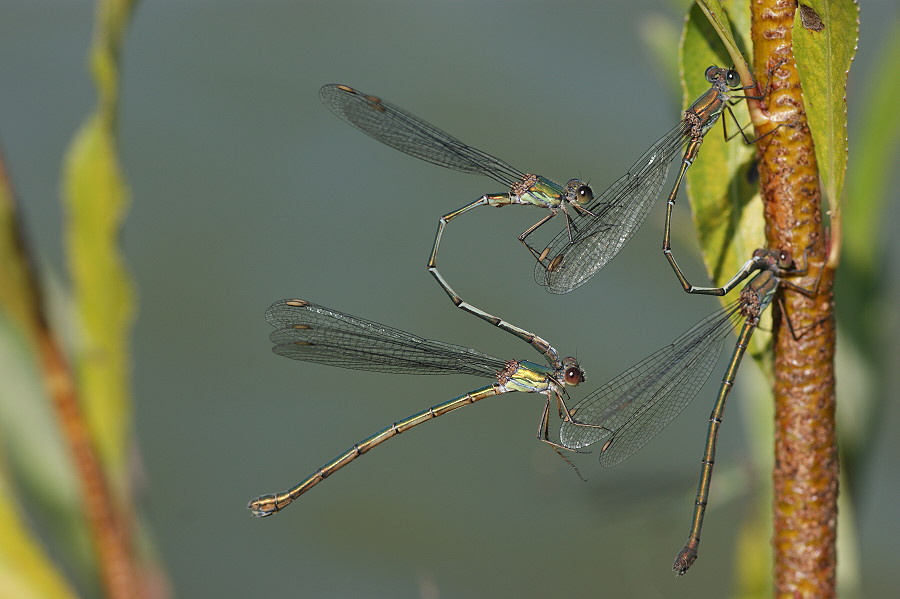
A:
485,174,566,210
499,359,558,393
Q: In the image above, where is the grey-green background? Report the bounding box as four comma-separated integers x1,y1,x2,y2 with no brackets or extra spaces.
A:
2,1,897,597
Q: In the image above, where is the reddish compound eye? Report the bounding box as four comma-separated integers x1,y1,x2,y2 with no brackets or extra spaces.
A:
564,366,585,385
777,249,794,269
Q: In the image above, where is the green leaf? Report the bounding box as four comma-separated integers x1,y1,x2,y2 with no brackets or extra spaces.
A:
843,16,899,273
680,3,772,371
682,7,777,584
835,17,900,484
61,0,138,479
0,461,78,599
733,496,773,597
793,0,860,263
637,12,682,95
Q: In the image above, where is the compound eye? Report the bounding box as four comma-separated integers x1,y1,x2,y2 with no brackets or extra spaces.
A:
726,69,742,88
705,65,719,82
576,185,593,204
564,366,585,386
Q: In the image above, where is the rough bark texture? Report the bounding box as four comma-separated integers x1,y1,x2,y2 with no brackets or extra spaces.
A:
750,1,838,596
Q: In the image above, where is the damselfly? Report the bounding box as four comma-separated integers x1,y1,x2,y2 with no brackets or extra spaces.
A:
558,248,812,574
248,298,586,517
320,82,595,354
539,66,783,294
321,67,777,311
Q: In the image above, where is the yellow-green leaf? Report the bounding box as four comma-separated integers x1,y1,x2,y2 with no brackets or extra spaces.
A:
733,496,774,597
793,0,859,265
0,455,78,599
61,0,138,483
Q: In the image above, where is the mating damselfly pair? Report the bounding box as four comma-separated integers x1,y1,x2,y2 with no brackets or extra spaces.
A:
249,66,806,574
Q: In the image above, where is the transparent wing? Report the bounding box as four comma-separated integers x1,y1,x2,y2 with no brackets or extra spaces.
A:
559,298,744,466
267,299,507,377
320,84,526,187
536,124,688,294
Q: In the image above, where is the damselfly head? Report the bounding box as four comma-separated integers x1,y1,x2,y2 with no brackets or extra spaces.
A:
562,357,585,386
751,248,794,270
704,65,723,83
566,179,594,205
704,66,741,89
725,69,741,88
775,249,793,269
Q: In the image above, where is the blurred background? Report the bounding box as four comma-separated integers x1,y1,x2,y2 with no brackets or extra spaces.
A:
1,1,897,597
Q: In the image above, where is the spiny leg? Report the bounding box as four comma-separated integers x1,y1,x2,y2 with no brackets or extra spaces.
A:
774,252,828,341
518,210,558,262
530,201,601,271
535,391,586,479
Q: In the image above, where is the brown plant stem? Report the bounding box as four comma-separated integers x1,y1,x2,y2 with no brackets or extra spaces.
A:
37,329,144,599
749,1,838,596
1,148,144,598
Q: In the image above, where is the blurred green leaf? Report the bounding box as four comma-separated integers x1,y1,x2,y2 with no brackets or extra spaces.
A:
836,17,900,492
733,497,772,598
638,12,682,95
62,0,137,481
843,16,900,273
794,0,860,261
733,363,776,597
0,461,77,599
